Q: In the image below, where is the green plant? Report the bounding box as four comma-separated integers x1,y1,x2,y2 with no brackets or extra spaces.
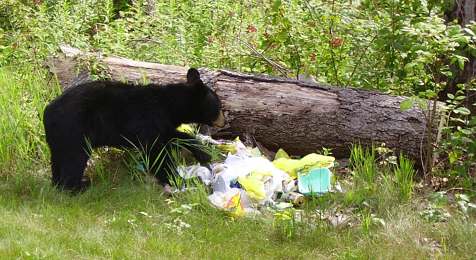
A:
273,209,297,239
350,145,377,186
320,147,333,156
122,137,168,182
393,155,416,201
398,17,475,175
0,66,57,174
437,83,476,189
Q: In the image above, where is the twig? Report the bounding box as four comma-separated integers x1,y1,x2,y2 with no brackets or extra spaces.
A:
129,37,162,45
240,40,290,77
443,187,476,193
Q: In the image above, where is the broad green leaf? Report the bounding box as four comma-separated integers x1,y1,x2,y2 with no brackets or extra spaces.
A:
404,62,416,73
461,137,474,143
449,151,459,164
463,28,476,37
417,98,428,110
454,107,471,115
272,0,282,12
458,128,472,135
452,55,469,70
400,98,413,111
457,194,470,202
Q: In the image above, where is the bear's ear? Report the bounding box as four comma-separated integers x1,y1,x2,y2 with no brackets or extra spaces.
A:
186,68,202,85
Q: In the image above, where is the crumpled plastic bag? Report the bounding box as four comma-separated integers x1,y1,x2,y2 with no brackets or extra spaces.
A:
177,164,213,185
208,188,258,217
211,154,292,204
273,149,335,179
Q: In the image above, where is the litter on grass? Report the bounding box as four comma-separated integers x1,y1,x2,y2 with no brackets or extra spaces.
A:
175,126,339,217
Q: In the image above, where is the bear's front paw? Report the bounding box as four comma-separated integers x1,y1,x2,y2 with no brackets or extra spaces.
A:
69,177,91,194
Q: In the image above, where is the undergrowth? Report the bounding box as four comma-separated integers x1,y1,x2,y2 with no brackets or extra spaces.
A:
1,0,475,185
0,67,474,258
0,0,475,257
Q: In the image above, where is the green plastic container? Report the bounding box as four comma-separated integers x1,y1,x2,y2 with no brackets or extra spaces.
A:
298,167,332,194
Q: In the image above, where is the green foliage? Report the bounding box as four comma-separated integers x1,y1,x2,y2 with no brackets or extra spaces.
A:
438,84,476,189
0,0,114,65
347,145,416,211
394,155,416,201
1,3,476,256
273,209,298,239
121,136,167,183
350,144,377,186
0,66,57,174
0,0,468,91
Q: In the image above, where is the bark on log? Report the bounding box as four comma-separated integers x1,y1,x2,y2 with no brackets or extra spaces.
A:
46,45,442,161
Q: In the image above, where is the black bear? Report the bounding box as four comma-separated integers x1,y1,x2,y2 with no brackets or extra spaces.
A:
43,68,225,192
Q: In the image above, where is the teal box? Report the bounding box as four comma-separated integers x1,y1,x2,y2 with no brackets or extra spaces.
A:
298,168,332,194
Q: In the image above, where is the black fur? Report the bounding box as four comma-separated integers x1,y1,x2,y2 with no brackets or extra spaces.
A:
43,68,223,192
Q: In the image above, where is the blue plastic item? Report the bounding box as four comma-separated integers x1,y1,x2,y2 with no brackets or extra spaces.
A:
298,168,332,194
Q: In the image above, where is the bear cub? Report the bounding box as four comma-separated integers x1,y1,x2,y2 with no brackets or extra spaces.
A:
43,68,225,192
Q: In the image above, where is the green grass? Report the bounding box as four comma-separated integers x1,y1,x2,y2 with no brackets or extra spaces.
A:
350,144,377,186
0,67,55,173
0,67,475,259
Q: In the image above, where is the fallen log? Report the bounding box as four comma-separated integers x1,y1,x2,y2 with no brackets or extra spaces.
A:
47,45,443,161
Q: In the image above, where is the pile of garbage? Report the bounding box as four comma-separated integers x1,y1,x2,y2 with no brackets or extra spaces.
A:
174,126,337,217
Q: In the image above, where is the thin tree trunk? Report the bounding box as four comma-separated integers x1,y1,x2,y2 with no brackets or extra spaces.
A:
444,0,476,112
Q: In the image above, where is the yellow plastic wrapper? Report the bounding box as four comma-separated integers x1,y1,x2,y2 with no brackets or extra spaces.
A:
216,143,237,154
274,148,290,159
176,124,195,134
237,171,273,201
216,136,241,154
224,192,245,217
273,150,335,179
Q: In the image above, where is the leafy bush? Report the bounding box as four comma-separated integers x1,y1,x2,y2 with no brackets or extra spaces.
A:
438,84,476,189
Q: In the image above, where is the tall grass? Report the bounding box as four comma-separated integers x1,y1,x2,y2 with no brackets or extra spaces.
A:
0,67,58,175
347,145,417,215
394,155,415,201
350,144,377,186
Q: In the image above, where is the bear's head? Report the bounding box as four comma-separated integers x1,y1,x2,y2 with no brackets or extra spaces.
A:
186,68,225,128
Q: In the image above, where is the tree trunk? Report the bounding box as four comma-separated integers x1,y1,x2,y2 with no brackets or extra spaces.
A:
46,45,443,161
445,0,476,25
444,0,476,112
